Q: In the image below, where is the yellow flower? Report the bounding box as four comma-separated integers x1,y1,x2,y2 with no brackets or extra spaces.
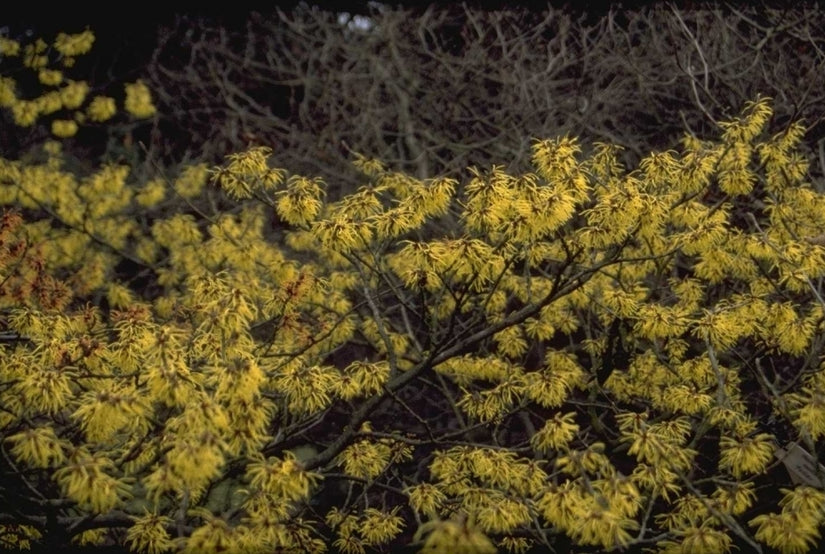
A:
692,308,744,351
124,80,156,118
59,80,89,109
537,480,587,532
276,175,325,226
352,152,386,176
173,163,209,198
719,432,775,478
71,385,148,443
719,168,756,195
531,412,579,452
423,176,456,216
712,481,756,516
126,511,174,554
87,96,116,122
359,508,404,545
273,363,336,414
34,91,62,115
337,439,390,480
343,360,391,397
182,515,240,554
474,495,531,534
42,139,62,157
222,398,273,456
523,351,584,408
246,452,321,502
54,30,95,57
0,76,16,107
574,502,639,549
53,449,131,513
498,536,533,554
414,516,497,554
72,529,106,547
790,389,825,440
11,100,39,126
630,463,681,501
38,69,63,86
751,511,821,554
634,303,688,340
658,524,734,554
312,216,369,252
767,302,814,356
407,483,447,517
106,282,135,309
5,426,67,468
494,325,528,358
457,387,511,423
23,40,48,69
0,37,21,56
555,443,613,477
532,135,582,180
640,149,680,184
333,535,366,554
779,486,825,520
16,365,74,415
136,178,167,207
371,202,424,238
165,432,225,494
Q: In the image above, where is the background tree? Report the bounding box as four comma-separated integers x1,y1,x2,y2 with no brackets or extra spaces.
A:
145,4,825,198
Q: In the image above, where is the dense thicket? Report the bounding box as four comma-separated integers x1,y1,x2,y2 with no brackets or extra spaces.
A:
142,4,825,197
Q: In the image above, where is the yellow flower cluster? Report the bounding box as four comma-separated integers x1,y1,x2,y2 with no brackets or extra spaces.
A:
298,169,455,256
523,350,586,408
276,175,325,225
71,385,149,443
2,87,825,554
38,69,63,86
750,486,825,554
414,515,497,554
246,452,321,502
0,524,41,551
0,37,21,56
422,445,547,548
328,506,405,552
60,80,89,109
54,30,95,57
537,477,641,550
51,118,78,137
531,411,579,452
337,430,413,481
5,425,69,468
618,412,696,478
87,95,116,122
212,146,285,199
462,162,581,243
125,512,174,554
124,80,156,118
0,29,158,137
53,448,131,513
719,432,775,478
23,38,48,69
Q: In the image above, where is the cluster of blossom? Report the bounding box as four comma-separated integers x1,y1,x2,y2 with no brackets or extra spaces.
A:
0,31,154,139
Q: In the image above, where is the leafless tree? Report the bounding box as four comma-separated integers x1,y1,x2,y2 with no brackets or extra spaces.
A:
146,4,825,196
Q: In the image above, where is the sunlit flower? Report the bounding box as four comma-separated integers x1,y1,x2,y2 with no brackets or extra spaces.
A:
87,95,116,122
54,30,95,56
124,80,156,118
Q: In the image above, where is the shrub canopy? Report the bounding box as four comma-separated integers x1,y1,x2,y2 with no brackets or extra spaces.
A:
1,26,825,554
